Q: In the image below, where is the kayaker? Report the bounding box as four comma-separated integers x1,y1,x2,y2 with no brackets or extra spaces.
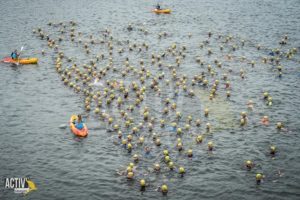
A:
156,3,161,10
11,50,19,60
75,114,84,130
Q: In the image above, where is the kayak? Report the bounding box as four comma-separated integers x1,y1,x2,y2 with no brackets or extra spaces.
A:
69,115,88,137
152,9,171,14
2,57,38,64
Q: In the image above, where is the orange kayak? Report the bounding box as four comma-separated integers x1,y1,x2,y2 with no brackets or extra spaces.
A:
70,115,88,137
152,9,171,14
2,57,38,64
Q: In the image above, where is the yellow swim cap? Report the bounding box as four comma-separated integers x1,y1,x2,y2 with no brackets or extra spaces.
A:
127,134,133,140
276,122,283,129
133,154,139,161
165,156,170,163
140,179,146,187
163,150,169,156
168,162,174,169
246,160,253,168
127,143,132,149
256,173,262,180
129,163,134,168
127,172,134,179
270,146,276,154
139,137,145,144
127,166,132,172
208,141,214,150
154,164,160,171
179,167,185,174
187,149,193,156
196,135,203,143
177,128,182,134
161,184,168,193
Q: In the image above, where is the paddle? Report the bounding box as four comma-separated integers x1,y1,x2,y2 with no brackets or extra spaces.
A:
16,46,24,65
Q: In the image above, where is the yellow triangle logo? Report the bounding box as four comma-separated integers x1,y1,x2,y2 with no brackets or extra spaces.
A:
25,180,37,195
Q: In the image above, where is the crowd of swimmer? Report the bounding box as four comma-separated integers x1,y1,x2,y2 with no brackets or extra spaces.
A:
33,21,298,195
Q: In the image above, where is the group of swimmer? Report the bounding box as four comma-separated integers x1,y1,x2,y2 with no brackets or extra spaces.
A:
32,19,297,195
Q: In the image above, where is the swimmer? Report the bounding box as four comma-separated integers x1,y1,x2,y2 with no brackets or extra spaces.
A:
116,164,136,176
164,156,170,163
196,135,203,143
267,97,273,106
179,166,185,177
177,142,183,151
127,143,133,153
160,119,165,127
140,179,146,191
127,134,133,142
263,92,269,99
226,91,231,98
195,119,201,127
187,149,193,157
158,184,168,195
225,81,230,89
177,128,182,135
152,133,158,141
241,111,247,119
208,141,213,151
256,173,263,184
155,138,162,146
133,154,139,163
206,123,211,132
138,136,145,144
247,100,254,110
240,118,246,126
245,160,254,170
168,162,175,170
121,139,127,147
270,146,276,155
127,171,134,179
129,163,134,168
225,54,232,60
276,122,283,130
144,146,151,154
163,149,169,156
154,163,161,172
261,116,269,125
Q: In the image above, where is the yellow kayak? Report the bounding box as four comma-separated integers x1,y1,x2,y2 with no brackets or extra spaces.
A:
152,9,171,14
2,57,38,65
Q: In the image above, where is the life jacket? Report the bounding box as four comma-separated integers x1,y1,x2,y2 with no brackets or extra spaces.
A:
75,122,84,130
11,52,17,59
